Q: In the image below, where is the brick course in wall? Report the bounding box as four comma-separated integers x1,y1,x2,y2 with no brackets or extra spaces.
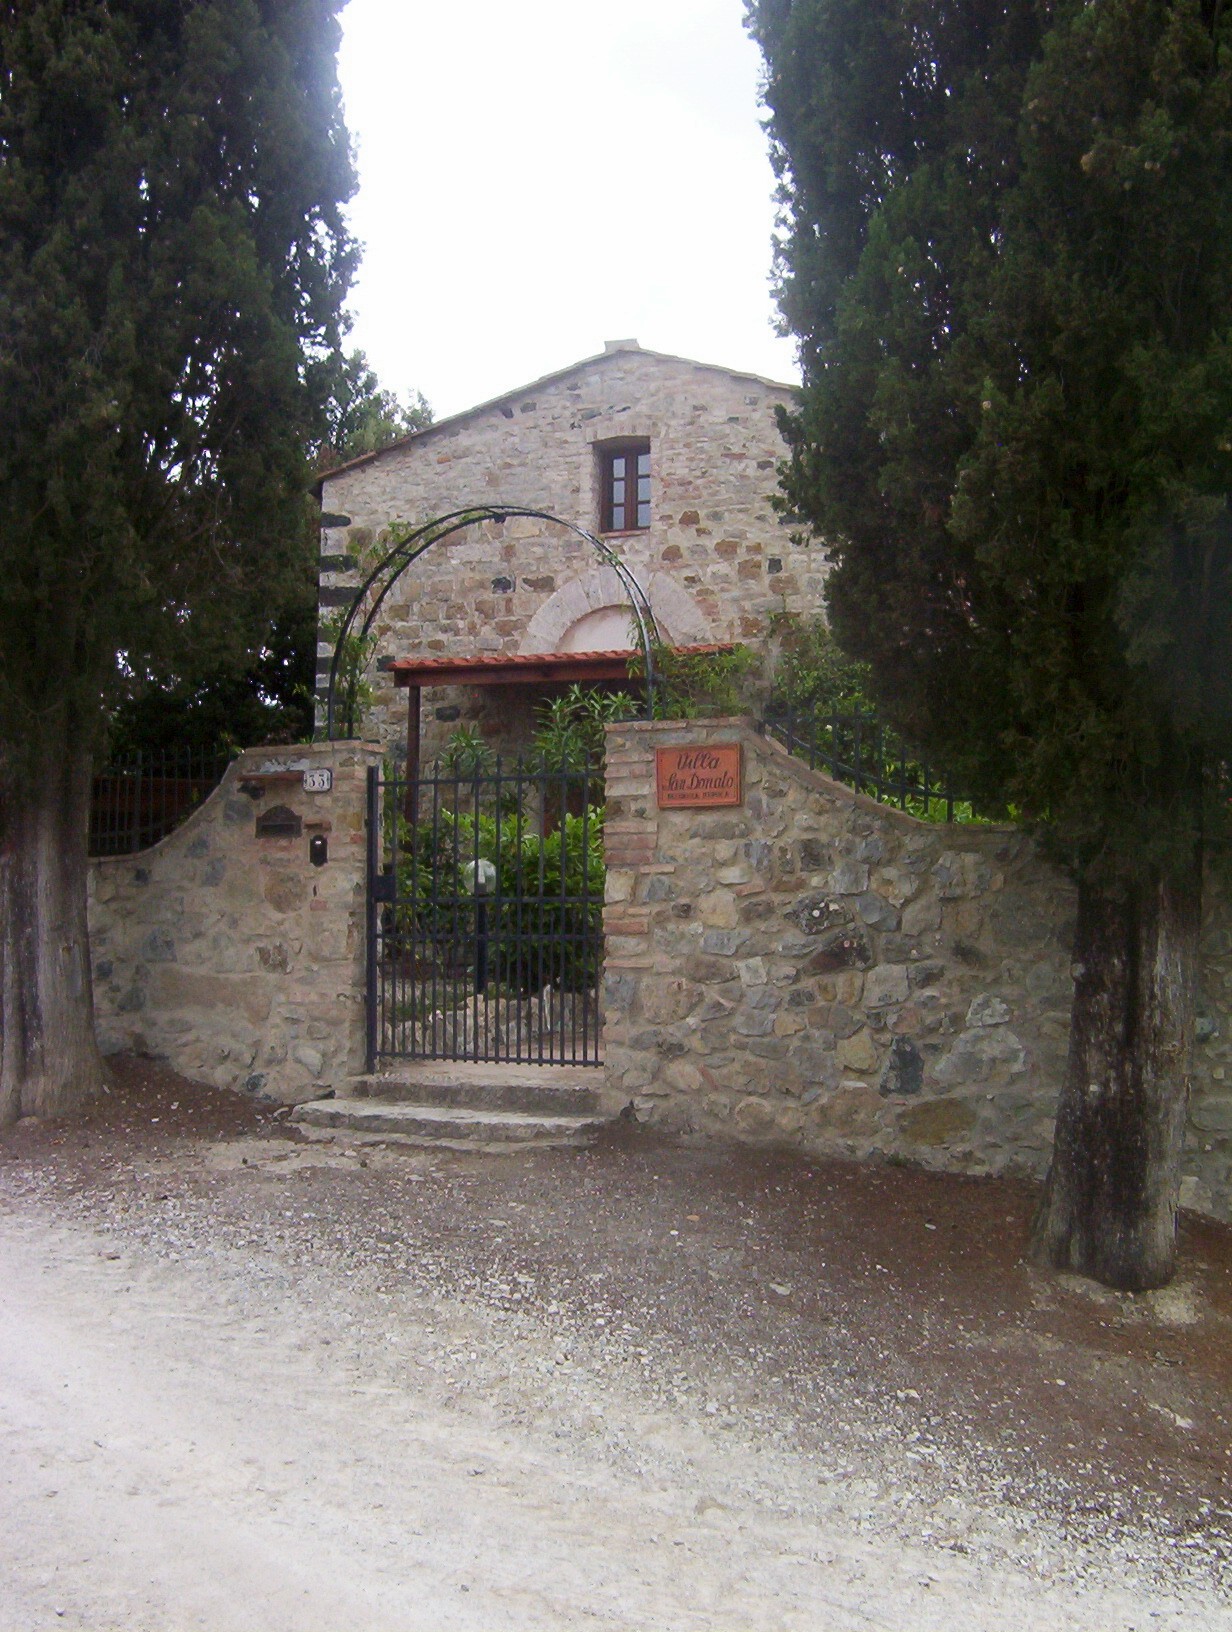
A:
600,718,1232,1223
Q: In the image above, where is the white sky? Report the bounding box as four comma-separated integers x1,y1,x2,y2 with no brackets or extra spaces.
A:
336,0,799,421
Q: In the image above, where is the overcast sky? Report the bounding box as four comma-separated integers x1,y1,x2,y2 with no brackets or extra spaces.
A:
336,0,799,420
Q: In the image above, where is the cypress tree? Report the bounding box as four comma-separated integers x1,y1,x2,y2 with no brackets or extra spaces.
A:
749,0,1232,1288
0,1,357,1120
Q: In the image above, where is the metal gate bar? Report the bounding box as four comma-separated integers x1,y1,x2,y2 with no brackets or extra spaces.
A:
366,758,604,1069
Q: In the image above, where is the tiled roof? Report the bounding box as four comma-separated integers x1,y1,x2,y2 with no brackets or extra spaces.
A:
388,643,732,688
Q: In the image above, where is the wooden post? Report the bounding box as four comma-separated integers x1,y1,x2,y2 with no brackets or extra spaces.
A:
404,685,421,825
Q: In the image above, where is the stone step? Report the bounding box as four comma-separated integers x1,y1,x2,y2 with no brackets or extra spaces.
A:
351,1061,603,1117
290,1097,607,1151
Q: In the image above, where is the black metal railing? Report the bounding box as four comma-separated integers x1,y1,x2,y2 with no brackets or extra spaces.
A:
367,757,605,1069
89,747,234,856
761,705,973,822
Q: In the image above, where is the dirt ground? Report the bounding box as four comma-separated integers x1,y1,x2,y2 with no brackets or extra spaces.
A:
2,1056,1230,1630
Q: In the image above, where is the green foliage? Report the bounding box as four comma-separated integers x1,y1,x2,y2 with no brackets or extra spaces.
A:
766,616,997,820
750,0,1232,886
315,518,388,737
439,724,498,778
635,642,761,720
397,807,604,992
783,711,998,824
768,615,874,713
109,352,428,757
315,348,433,468
0,0,357,770
105,590,318,756
529,685,639,771
319,610,378,739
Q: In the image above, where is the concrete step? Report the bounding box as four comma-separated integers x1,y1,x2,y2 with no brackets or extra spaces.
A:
351,1061,603,1117
290,1097,607,1151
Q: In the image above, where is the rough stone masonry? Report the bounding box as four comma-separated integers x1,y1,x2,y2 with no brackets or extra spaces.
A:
315,343,817,763
89,742,382,1104
602,717,1232,1223
84,726,1232,1225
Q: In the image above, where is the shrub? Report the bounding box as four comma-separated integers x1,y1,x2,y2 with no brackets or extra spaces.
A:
395,801,604,993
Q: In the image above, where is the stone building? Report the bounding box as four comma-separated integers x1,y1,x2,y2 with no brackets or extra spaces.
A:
84,353,1232,1224
315,340,817,763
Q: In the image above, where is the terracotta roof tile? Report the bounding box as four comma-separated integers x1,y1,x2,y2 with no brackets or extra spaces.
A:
388,643,732,688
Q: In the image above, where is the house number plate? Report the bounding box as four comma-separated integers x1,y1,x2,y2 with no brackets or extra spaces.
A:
302,769,333,793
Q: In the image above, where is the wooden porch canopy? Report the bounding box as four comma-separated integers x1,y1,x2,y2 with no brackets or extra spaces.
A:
390,644,731,779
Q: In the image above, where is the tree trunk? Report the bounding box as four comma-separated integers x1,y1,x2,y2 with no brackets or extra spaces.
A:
0,724,108,1124
1031,860,1201,1291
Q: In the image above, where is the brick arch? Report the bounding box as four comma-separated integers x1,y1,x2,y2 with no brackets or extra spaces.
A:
519,568,709,655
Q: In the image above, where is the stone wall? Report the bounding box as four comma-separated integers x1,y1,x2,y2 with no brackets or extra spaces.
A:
89,741,382,1105
317,343,818,761
601,718,1232,1223
83,714,1232,1221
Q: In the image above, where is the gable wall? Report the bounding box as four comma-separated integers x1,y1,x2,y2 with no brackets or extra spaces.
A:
317,350,821,761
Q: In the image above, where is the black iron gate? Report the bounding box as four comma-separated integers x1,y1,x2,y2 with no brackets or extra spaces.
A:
366,760,605,1069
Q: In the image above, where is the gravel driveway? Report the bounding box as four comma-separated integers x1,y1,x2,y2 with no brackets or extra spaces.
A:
1,1057,1230,1630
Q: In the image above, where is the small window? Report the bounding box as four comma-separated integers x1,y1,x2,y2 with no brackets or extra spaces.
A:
599,441,651,533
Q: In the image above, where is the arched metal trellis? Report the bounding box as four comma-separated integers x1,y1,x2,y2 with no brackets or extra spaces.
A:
323,505,660,739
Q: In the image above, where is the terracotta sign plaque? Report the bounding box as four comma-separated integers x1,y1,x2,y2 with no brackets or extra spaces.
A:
655,744,743,808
